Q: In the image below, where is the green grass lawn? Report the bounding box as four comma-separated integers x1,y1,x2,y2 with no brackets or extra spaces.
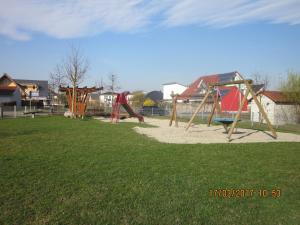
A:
0,116,299,225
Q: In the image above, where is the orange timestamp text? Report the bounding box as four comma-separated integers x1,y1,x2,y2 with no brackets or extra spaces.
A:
209,189,281,198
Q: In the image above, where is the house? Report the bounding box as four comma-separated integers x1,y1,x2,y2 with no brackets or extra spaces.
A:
49,88,70,106
0,73,49,106
162,82,187,102
88,93,101,103
99,91,118,107
179,71,245,102
0,74,23,106
170,71,246,114
250,91,299,125
144,91,163,105
99,91,144,107
15,79,49,106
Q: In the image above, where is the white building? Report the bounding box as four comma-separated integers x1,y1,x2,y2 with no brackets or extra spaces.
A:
179,71,246,102
162,82,187,102
99,91,135,107
250,91,299,125
99,92,118,107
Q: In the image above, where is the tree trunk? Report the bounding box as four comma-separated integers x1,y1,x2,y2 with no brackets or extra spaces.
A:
71,84,76,118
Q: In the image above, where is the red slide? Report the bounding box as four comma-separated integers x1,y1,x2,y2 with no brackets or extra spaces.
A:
121,102,144,122
111,92,144,123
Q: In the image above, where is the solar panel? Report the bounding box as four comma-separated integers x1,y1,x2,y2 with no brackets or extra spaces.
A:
218,72,236,83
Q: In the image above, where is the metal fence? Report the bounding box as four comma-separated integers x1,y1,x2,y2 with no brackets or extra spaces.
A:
0,103,251,122
0,105,66,119
137,107,169,116
177,111,251,120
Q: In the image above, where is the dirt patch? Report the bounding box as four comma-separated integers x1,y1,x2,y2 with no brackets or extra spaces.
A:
95,117,300,144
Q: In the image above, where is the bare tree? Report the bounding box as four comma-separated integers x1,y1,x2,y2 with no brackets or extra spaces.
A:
49,65,66,93
49,66,67,105
94,76,105,94
53,46,89,118
251,72,270,89
106,73,120,93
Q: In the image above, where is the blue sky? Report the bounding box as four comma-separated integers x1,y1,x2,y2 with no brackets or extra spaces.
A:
0,0,300,92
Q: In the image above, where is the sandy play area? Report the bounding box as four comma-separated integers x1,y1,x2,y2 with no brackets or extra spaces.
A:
95,117,300,144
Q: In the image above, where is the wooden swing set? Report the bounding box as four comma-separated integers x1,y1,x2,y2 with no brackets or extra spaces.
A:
170,79,277,141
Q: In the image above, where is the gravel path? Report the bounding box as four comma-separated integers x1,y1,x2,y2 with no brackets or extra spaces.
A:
95,117,300,144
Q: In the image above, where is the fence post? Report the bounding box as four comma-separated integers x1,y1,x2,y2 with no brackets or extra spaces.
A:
0,106,3,119
25,106,27,113
152,107,153,116
14,105,17,118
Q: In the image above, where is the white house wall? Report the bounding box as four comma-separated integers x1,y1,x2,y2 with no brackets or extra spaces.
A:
274,104,299,125
163,84,186,101
250,95,275,124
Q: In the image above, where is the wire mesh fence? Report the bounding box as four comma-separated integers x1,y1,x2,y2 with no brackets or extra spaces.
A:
0,105,66,119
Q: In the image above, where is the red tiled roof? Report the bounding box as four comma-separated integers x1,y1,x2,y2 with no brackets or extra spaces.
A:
179,71,240,99
179,75,218,99
263,91,293,104
201,74,219,84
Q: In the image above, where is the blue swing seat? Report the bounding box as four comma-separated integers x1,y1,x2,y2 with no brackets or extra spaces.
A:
214,117,241,133
214,117,237,125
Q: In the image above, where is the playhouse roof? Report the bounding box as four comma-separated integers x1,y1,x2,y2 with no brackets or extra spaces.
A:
262,91,294,104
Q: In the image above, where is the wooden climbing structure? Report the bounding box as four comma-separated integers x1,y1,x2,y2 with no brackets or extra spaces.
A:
59,86,102,118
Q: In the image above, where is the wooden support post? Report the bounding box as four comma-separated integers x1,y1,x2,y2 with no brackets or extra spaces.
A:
14,105,17,118
169,94,178,127
175,106,178,127
215,95,222,114
186,88,211,131
0,106,3,119
169,97,175,126
223,124,229,133
209,79,252,87
227,89,250,140
244,81,277,139
207,93,220,126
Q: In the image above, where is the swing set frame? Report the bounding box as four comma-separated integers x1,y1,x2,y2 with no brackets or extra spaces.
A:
185,79,277,141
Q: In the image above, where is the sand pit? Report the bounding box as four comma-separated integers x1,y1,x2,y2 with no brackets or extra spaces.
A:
95,117,300,144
